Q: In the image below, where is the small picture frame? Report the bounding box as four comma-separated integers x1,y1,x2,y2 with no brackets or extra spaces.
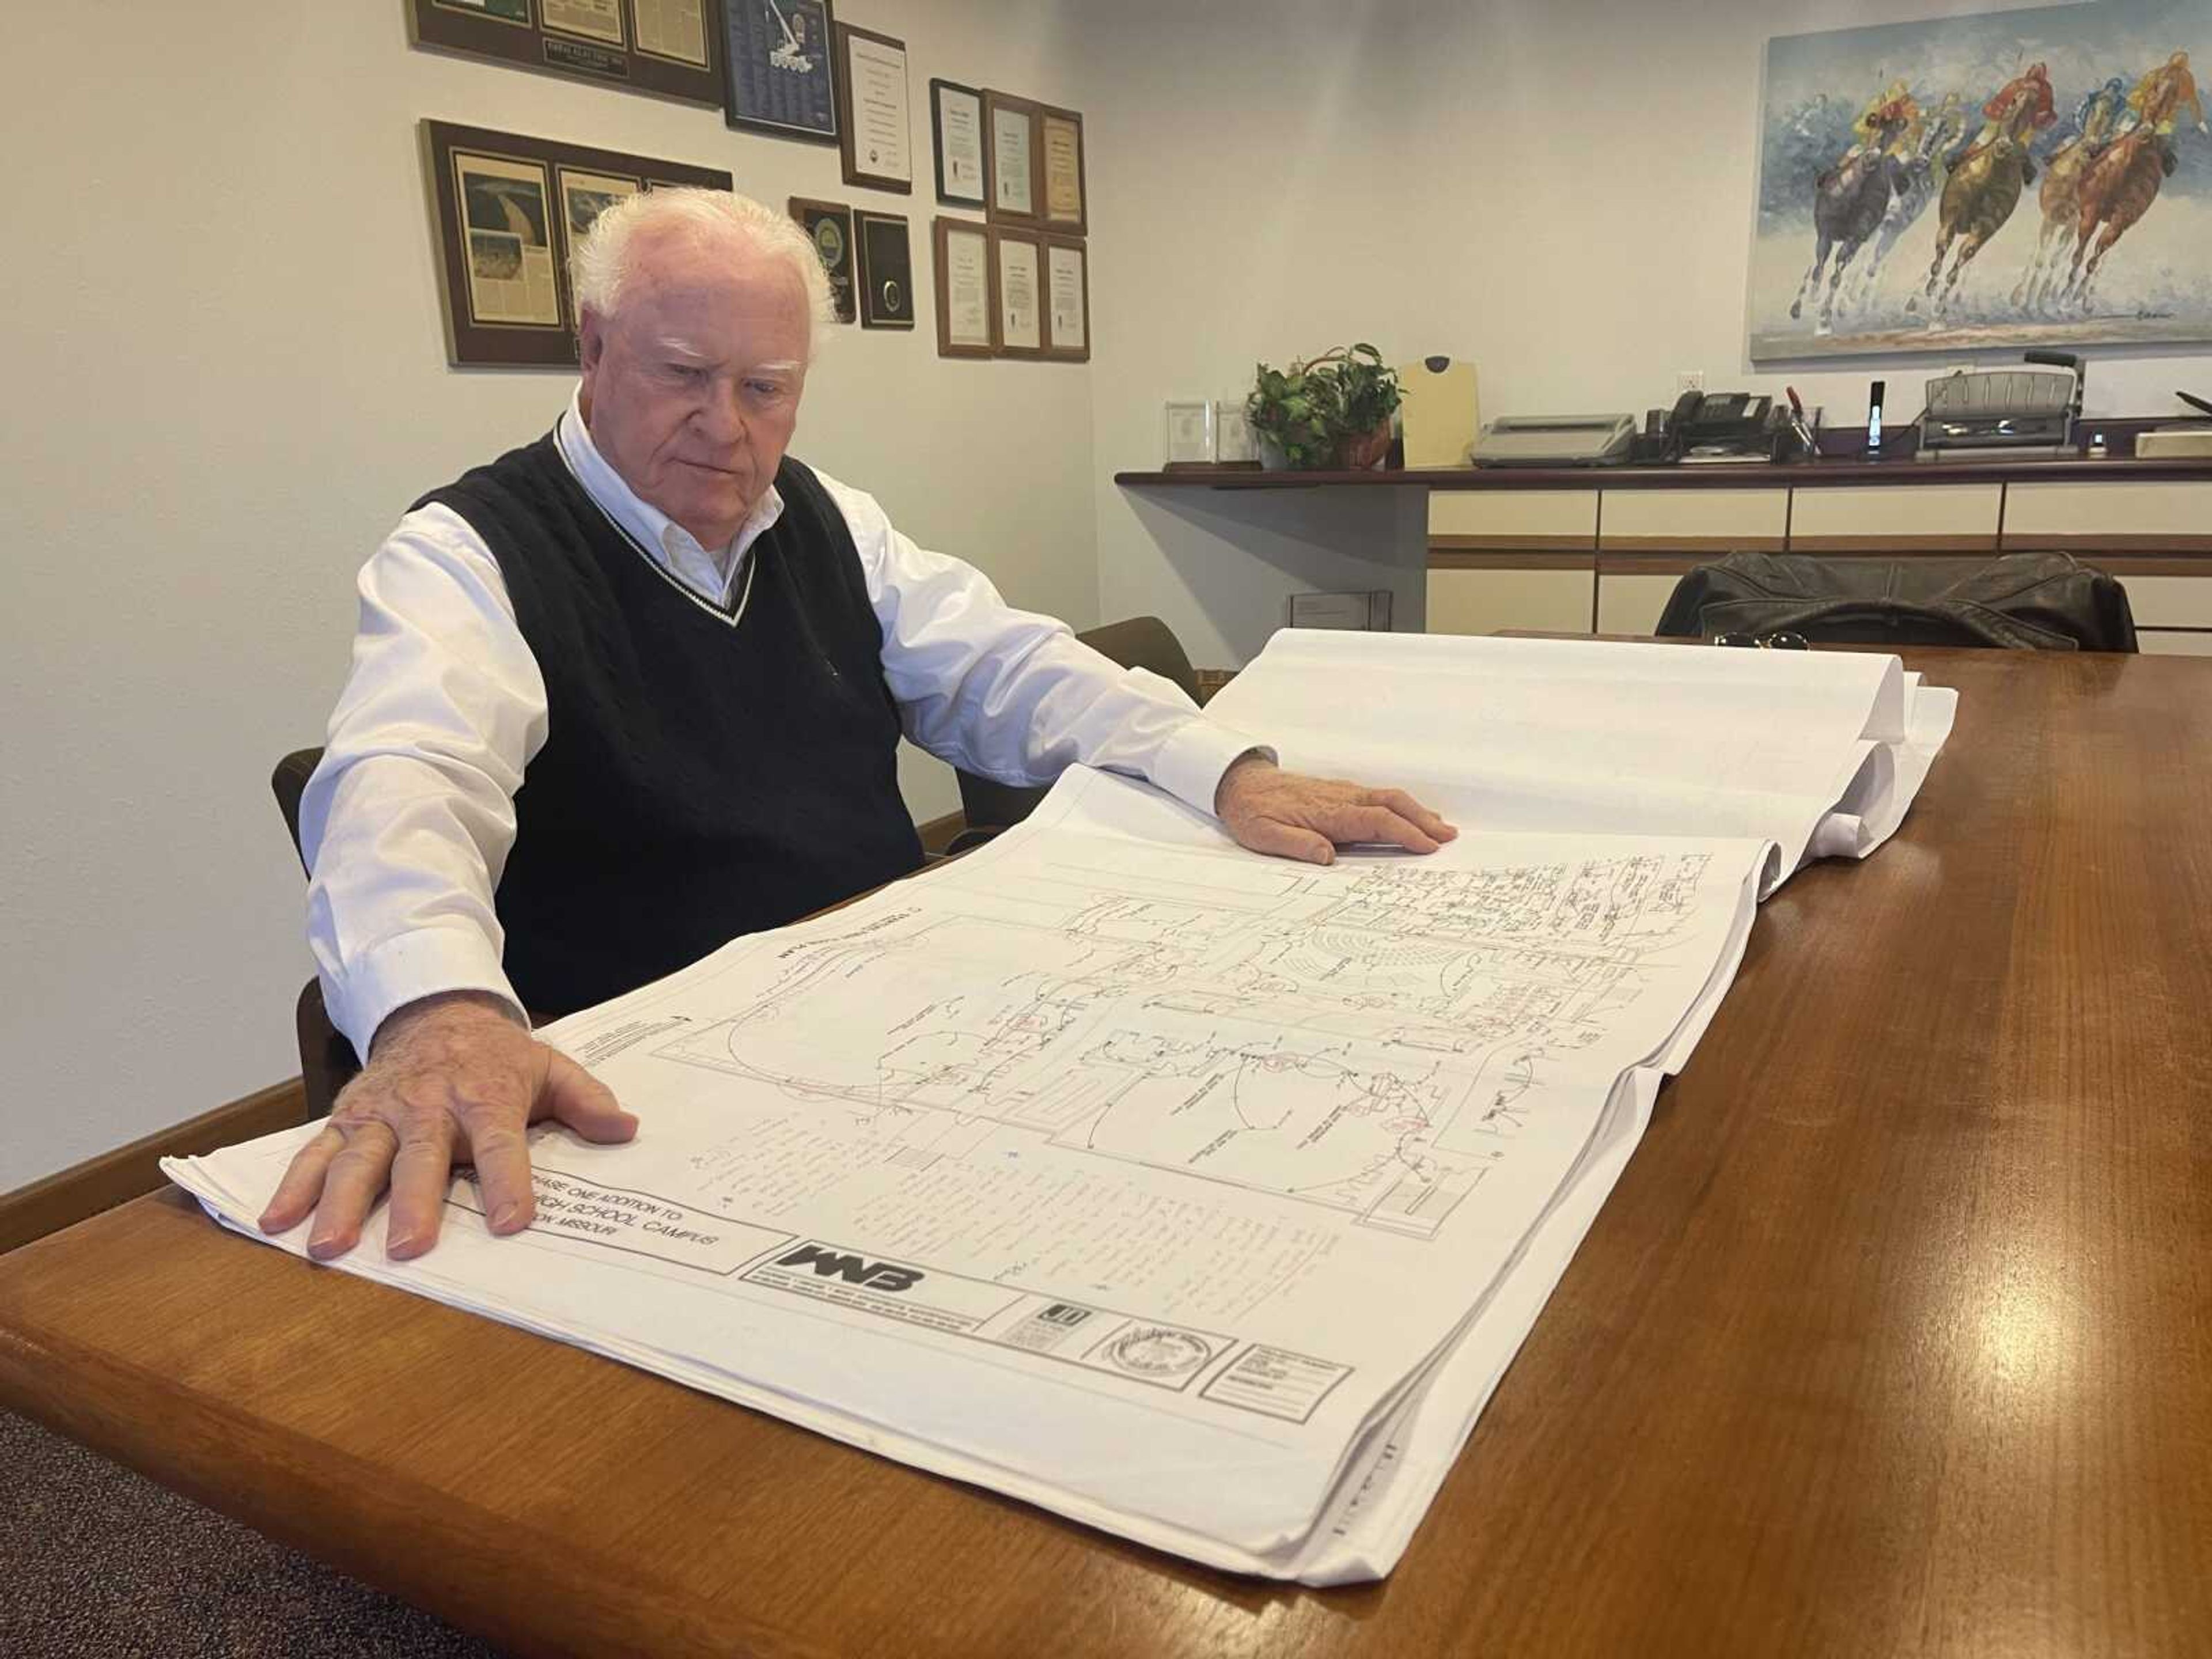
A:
983,90,1041,226
1214,399,1260,466
834,22,913,194
1037,104,1086,236
853,209,916,330
722,0,839,143
989,226,1045,357
1041,234,1089,362
934,217,994,358
1164,401,1217,467
930,78,987,208
789,197,857,325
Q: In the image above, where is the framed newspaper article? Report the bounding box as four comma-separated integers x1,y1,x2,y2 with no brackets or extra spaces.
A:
422,120,732,367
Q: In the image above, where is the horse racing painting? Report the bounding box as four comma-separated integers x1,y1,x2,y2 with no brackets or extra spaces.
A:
1749,0,2212,359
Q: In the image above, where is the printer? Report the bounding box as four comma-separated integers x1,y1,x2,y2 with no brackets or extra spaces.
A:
1916,356,2079,460
1469,413,1636,467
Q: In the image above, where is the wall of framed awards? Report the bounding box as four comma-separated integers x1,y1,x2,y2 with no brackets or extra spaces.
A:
407,1,1092,367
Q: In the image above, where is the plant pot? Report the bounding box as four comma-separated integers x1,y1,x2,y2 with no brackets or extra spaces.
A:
1335,419,1393,471
1258,436,1293,472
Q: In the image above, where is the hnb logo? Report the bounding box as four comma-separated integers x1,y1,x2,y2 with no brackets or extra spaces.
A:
778,1244,923,1293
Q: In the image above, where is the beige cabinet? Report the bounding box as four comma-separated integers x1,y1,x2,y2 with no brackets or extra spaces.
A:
1422,472,2212,646
1594,573,1682,635
1429,567,1595,637
1789,484,2001,551
2138,631,2212,656
1430,491,1596,548
1600,488,1788,551
2003,482,2212,549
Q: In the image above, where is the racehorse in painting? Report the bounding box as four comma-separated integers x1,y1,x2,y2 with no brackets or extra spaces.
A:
1844,107,1961,314
1910,134,2031,318
2059,128,2168,308
2012,138,2096,310
1790,111,1909,332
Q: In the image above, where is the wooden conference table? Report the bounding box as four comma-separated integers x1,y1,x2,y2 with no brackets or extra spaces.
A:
5,645,2210,1657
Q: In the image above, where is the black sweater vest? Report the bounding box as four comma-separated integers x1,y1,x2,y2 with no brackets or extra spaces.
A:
418,436,923,1017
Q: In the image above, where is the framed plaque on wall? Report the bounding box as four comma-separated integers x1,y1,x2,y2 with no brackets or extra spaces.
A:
422,119,732,367
982,89,1041,227
853,209,916,330
410,0,723,107
934,217,993,358
725,0,839,143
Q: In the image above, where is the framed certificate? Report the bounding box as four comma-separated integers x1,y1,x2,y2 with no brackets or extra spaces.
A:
930,78,987,208
412,0,719,105
983,90,1040,226
934,218,993,358
1038,104,1086,235
1041,234,1089,362
723,0,839,144
990,227,1044,358
853,210,915,330
422,120,731,368
834,23,912,194
789,197,858,325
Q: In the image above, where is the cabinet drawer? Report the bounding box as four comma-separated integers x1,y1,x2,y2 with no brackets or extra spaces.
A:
2118,574,2212,628
2138,630,2212,656
1429,568,1595,637
1594,572,1684,636
1600,488,1787,551
1789,484,2001,551
1430,490,1597,548
2003,482,2212,551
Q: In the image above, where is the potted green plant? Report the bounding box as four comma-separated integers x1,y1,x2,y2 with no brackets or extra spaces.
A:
1247,344,1402,471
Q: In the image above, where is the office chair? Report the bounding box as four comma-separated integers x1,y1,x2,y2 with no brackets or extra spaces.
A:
1655,552,2138,651
952,616,1206,844
271,748,358,1118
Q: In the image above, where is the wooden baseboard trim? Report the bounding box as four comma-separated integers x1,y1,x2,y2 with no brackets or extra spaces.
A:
0,1077,307,1255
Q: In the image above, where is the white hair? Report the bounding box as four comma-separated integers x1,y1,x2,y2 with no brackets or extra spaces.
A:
570,186,836,359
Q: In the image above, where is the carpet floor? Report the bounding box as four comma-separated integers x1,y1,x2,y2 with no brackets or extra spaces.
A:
0,1410,503,1657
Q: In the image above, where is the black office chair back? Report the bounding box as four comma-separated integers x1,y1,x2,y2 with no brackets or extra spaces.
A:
271,747,321,875
270,747,353,1115
955,616,1203,833
1656,552,2138,651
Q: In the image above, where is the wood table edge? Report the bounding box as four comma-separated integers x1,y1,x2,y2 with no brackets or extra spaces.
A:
0,1191,838,1659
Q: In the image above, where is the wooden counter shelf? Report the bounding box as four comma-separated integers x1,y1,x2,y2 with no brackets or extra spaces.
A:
1115,453,2212,492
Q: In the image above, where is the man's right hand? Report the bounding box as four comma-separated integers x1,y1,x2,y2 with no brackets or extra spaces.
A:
258,991,638,1262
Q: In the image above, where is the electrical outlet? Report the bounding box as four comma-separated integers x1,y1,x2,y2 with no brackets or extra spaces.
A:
1676,370,1705,396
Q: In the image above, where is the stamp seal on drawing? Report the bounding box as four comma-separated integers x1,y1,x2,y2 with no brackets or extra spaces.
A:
1105,1325,1213,1379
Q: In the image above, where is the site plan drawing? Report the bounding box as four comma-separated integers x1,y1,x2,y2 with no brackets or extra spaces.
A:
170,760,1776,1581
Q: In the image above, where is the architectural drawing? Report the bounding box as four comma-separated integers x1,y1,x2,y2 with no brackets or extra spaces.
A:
654,847,1715,1238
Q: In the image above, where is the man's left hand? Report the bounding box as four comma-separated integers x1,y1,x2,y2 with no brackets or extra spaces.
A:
1215,754,1458,865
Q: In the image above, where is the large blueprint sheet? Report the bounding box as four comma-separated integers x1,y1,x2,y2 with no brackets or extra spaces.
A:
168,769,1772,1580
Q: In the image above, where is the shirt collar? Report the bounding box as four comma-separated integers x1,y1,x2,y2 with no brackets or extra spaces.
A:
554,387,785,596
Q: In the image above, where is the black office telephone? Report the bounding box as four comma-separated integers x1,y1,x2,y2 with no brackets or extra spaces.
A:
1660,391,1791,461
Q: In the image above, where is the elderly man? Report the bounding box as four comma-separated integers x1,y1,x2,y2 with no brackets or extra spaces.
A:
263,188,1454,1264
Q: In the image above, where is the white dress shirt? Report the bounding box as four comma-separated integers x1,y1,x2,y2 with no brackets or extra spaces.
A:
302,391,1262,1058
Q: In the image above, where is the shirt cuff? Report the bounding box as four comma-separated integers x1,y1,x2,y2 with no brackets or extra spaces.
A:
326,926,526,1063
1150,718,1278,820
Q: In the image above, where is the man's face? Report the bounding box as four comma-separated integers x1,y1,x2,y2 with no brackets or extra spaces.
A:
578,230,810,549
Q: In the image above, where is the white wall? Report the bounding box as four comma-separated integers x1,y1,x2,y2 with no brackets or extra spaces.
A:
1074,0,2212,667
0,1,1097,1187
